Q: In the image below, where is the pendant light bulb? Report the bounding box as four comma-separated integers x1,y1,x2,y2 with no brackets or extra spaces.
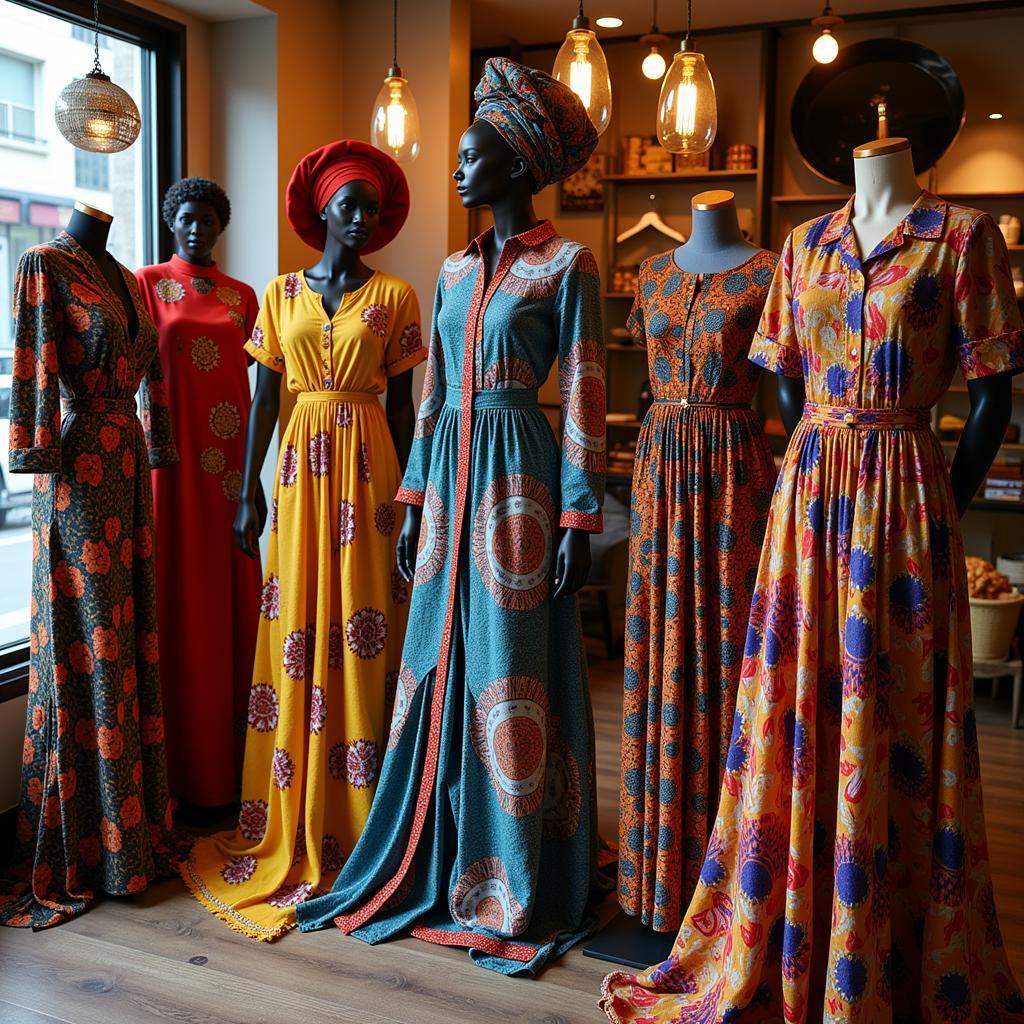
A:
371,0,421,162
656,2,717,154
552,2,613,136
810,3,843,64
642,48,667,80
55,0,141,153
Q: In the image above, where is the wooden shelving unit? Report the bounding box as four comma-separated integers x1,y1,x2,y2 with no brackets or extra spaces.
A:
605,169,759,185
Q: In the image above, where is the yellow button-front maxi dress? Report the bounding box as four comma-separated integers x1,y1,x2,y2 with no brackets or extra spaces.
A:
181,269,425,939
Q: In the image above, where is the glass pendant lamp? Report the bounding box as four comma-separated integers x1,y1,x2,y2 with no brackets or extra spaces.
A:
54,0,141,153
656,0,717,154
640,0,671,81
552,1,612,136
370,0,421,163
811,3,843,64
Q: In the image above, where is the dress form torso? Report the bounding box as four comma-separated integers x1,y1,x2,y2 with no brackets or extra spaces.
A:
673,191,758,273
850,138,922,258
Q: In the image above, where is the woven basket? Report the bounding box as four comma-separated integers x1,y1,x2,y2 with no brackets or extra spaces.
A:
970,594,1024,661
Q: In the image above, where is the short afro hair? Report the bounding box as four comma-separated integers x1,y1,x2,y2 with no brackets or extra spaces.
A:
161,176,231,231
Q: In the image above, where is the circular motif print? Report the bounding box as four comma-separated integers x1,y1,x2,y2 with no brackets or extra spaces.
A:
415,483,449,586
388,662,418,752
216,285,242,307
504,239,588,299
415,346,443,440
200,447,226,475
209,402,241,440
472,474,553,611
542,721,581,841
154,278,185,303
450,856,527,935
470,675,549,816
191,336,220,372
560,340,605,471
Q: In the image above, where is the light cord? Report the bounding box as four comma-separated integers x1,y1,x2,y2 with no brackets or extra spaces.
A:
91,0,102,74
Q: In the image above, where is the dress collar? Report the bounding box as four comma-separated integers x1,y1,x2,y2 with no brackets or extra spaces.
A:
460,218,557,259
816,191,948,252
170,253,219,277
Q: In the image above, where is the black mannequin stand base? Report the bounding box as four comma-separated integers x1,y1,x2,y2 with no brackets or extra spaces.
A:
582,910,676,970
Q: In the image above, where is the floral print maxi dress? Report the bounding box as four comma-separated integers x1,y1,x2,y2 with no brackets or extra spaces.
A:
295,221,607,975
618,247,779,933
180,269,425,940
0,232,180,929
601,194,1024,1022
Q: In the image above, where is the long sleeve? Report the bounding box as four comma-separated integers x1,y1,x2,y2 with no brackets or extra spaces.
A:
396,270,445,505
9,249,62,474
556,247,605,533
140,346,178,467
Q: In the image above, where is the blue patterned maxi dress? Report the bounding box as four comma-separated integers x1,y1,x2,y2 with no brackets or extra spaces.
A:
296,220,607,974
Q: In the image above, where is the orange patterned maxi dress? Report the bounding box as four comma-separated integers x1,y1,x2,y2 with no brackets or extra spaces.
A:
601,195,1024,1022
618,247,779,932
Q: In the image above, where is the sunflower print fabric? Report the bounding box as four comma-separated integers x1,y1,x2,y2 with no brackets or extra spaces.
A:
0,232,180,929
601,193,1024,1023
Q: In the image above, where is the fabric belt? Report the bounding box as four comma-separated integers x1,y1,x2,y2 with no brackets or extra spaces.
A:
802,402,931,430
652,396,752,410
296,391,378,406
67,398,136,414
444,386,539,411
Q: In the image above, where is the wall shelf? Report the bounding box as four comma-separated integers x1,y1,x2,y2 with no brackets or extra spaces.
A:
604,169,759,185
970,499,1024,515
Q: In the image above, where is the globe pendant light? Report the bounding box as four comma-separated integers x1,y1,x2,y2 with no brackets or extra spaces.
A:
640,0,671,81
811,3,843,64
54,0,141,153
552,1,612,136
656,0,717,154
370,0,421,163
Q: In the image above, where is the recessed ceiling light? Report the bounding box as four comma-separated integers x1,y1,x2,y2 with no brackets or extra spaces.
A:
989,112,1004,120
596,16,623,28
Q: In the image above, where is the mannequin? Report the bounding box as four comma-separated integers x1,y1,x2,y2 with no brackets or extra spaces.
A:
66,202,138,340
292,57,607,974
180,139,425,942
395,119,591,596
776,136,1014,515
587,190,779,970
673,189,757,273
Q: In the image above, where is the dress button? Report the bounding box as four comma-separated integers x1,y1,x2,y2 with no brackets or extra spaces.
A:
844,412,856,425
322,323,331,331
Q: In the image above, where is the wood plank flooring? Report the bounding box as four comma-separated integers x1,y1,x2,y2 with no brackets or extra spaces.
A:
1,647,1022,1024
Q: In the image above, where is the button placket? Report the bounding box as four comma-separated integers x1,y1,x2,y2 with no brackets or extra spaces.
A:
321,321,334,389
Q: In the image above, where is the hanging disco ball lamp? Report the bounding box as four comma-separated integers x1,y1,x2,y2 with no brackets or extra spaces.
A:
55,0,141,153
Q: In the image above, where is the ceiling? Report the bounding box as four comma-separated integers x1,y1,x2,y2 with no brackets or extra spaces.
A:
470,0,998,49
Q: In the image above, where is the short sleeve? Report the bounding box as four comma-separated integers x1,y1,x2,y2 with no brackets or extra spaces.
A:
244,281,285,373
749,233,803,378
953,214,1024,380
384,284,427,378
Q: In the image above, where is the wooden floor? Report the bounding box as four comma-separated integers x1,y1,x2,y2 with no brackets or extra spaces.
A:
1,646,1022,1024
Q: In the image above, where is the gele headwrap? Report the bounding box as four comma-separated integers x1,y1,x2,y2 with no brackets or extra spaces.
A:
286,139,410,253
472,56,598,193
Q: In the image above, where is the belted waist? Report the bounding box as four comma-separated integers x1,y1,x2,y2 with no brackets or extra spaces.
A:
444,386,539,411
296,391,378,405
653,396,752,411
67,397,136,415
802,402,931,430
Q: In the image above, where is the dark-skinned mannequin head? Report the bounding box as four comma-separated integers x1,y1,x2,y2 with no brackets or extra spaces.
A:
319,180,380,256
162,177,231,267
453,120,535,211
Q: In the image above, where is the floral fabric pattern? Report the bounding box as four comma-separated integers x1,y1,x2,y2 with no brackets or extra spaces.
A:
0,232,180,929
600,194,1024,1023
180,268,425,940
135,254,262,807
618,248,779,932
295,220,607,976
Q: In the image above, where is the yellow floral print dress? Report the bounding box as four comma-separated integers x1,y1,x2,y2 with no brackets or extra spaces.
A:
181,269,425,939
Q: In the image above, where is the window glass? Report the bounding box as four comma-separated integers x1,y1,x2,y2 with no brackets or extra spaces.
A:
0,1,158,650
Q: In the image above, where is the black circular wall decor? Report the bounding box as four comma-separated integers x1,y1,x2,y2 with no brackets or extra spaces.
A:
790,38,964,186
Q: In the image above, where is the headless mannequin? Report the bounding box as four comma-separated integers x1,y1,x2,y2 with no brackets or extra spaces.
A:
233,180,416,557
65,202,139,341
776,136,1014,517
394,119,591,599
673,190,758,273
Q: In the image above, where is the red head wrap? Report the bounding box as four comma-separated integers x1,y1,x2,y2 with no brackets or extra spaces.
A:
286,139,410,253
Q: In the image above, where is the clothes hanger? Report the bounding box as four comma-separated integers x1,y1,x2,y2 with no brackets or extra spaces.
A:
616,193,686,244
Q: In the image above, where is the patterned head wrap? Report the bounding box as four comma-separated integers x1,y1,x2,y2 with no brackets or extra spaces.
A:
472,57,598,193
286,139,410,253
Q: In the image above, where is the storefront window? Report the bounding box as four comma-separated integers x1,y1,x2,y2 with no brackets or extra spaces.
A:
0,0,163,652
